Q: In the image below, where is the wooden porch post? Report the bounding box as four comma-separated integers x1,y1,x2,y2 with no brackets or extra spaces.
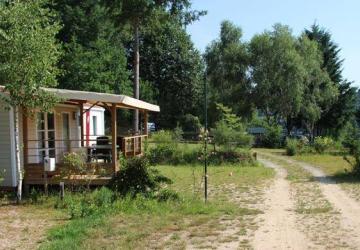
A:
111,103,118,172
79,103,84,147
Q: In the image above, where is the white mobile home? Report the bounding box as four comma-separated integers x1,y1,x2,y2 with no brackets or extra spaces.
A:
0,86,160,189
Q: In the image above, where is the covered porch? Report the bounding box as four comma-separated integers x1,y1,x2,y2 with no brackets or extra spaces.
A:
23,88,160,186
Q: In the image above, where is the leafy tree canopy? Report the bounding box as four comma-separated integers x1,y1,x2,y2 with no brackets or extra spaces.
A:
0,0,62,111
52,0,131,94
204,20,253,125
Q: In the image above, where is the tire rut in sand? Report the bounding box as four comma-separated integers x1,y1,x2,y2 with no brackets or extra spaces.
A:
253,158,310,250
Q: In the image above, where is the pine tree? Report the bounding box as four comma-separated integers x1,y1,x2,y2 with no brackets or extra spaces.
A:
305,24,358,136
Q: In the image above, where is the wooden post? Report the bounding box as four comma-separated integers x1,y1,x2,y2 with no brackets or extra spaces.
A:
79,103,84,147
122,138,126,157
44,172,48,196
111,103,118,172
133,138,136,156
142,111,148,156
60,182,65,200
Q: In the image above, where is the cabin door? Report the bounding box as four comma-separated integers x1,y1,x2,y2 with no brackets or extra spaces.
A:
37,113,56,163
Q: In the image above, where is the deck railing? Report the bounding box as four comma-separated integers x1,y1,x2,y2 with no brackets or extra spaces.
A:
25,134,148,165
24,134,148,185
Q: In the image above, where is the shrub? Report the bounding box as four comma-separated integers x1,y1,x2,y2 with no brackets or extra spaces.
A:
344,139,360,175
212,120,253,151
156,189,180,202
207,149,255,165
60,152,98,189
148,130,178,164
109,157,171,196
285,137,312,156
180,114,202,140
286,138,298,156
313,136,334,154
211,103,253,151
262,123,283,148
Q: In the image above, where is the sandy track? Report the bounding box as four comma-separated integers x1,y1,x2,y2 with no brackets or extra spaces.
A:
262,153,360,248
253,158,309,250
288,158,360,247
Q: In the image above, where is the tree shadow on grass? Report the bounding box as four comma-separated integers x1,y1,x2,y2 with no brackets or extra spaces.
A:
308,171,360,185
331,171,360,184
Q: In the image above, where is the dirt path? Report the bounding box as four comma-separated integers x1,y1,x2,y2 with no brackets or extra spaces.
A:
253,157,310,250
261,152,360,248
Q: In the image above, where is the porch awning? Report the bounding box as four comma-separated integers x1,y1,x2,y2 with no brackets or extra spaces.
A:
44,88,160,112
0,85,160,112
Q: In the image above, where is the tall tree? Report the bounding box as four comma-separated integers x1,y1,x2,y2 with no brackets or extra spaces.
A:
140,11,204,128
52,0,131,95
250,24,305,132
114,0,205,132
305,24,358,136
0,0,62,200
296,35,338,139
204,21,253,126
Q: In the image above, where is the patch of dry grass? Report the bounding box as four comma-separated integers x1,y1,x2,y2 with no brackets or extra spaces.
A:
0,203,66,250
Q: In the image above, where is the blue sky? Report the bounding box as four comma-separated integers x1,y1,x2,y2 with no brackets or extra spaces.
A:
186,0,360,86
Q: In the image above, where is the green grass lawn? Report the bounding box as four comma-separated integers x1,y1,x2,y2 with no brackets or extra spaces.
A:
293,154,353,176
39,164,274,249
259,148,360,205
256,148,353,177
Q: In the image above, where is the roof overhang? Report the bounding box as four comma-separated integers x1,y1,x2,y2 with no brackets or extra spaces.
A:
0,86,160,112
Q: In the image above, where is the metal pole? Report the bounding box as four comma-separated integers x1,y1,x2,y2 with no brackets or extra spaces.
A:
204,79,208,202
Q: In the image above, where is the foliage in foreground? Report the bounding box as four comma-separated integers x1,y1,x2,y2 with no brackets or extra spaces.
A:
40,162,273,250
0,0,62,110
109,157,172,197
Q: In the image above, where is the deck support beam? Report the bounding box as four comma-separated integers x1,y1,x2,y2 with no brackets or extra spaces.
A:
111,103,118,172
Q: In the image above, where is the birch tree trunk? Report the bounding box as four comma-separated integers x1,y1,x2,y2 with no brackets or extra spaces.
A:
14,106,23,202
133,23,140,133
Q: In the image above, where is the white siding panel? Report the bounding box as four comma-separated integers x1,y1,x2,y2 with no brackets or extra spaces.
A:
0,108,14,187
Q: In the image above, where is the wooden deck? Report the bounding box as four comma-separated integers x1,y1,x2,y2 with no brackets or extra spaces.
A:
24,163,114,186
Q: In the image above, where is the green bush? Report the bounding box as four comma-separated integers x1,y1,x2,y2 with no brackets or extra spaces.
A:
344,139,360,174
207,149,255,165
109,157,172,196
155,189,180,202
285,137,313,156
286,138,298,156
148,130,178,164
262,123,283,148
313,136,334,154
212,121,253,151
180,114,202,140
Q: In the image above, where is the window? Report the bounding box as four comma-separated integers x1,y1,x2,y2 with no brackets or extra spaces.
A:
92,116,97,136
37,112,56,163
